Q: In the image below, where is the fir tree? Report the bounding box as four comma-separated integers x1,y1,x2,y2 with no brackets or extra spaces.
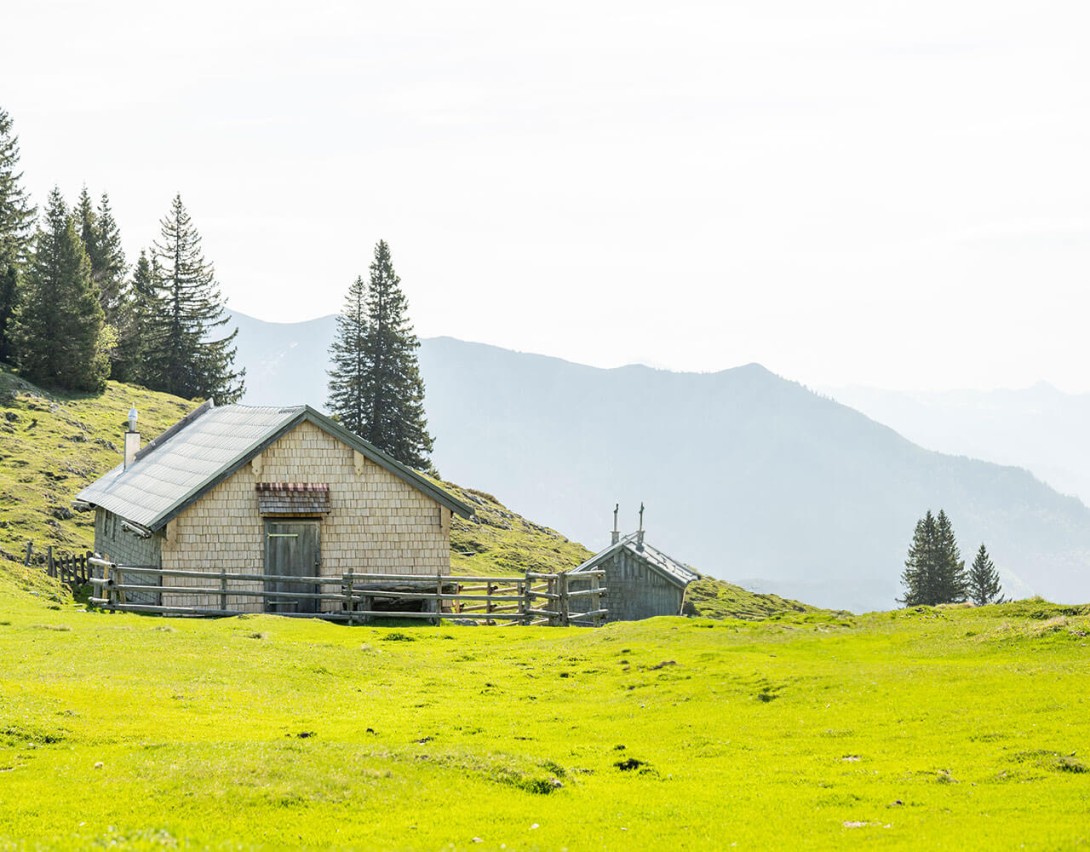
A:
111,249,158,384
899,509,967,606
900,510,938,606
967,543,1004,606
10,188,108,391
326,274,369,434
933,509,967,604
326,240,434,471
0,107,36,363
76,187,127,324
144,194,244,402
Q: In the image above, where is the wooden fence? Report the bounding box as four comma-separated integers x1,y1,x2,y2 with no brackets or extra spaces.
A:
22,541,92,586
85,558,608,627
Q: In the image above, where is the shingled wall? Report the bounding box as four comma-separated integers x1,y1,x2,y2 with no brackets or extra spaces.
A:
159,420,451,613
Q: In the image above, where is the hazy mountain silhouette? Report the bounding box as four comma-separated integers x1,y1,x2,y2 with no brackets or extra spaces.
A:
229,311,1090,611
827,384,1090,509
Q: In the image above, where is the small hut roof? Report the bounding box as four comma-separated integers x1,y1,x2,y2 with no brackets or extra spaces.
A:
571,533,699,588
75,403,473,531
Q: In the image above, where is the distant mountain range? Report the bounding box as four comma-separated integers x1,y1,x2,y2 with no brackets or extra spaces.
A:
826,384,1090,509
227,310,1090,611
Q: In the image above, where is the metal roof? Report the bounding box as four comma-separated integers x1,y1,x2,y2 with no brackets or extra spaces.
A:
75,403,474,530
571,533,699,588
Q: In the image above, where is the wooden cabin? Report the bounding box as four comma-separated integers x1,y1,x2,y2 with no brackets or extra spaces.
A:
570,530,698,621
74,402,473,614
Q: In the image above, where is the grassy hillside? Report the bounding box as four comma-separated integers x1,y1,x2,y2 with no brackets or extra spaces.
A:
0,366,812,620
0,369,195,563
1,573,1088,848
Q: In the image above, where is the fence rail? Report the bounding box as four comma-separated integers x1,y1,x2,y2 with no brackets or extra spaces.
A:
22,541,92,586
83,557,607,626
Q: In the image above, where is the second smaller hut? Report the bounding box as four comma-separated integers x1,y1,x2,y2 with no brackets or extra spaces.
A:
570,508,698,621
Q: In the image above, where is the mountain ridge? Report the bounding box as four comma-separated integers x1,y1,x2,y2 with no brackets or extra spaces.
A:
227,310,1090,611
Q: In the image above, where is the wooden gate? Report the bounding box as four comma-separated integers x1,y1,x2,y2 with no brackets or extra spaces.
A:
264,520,321,614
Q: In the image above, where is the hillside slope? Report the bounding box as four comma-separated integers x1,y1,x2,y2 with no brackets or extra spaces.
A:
0,367,804,620
0,369,194,563
828,382,1090,508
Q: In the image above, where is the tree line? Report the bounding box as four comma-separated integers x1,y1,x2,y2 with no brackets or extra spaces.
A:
2,106,435,473
0,107,243,401
900,509,1004,607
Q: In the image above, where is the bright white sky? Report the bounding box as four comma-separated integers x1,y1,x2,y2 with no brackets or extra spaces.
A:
4,1,1089,391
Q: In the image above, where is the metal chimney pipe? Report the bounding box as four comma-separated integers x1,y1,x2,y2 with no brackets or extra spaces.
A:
123,406,140,469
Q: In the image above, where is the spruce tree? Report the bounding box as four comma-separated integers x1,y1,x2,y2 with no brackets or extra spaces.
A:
144,194,244,402
326,240,434,471
111,249,158,384
933,509,967,604
0,107,36,363
900,510,938,606
967,543,1004,606
899,509,968,606
10,188,108,391
76,187,127,325
326,274,369,434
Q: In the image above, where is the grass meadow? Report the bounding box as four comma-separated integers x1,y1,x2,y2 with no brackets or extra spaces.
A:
1,565,1088,850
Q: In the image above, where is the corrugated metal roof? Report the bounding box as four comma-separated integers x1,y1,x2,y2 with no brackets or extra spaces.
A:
76,405,304,529
571,533,699,587
76,403,474,529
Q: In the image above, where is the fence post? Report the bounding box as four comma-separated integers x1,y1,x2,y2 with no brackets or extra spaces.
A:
344,570,355,626
23,540,32,567
588,571,600,626
219,570,228,612
435,572,443,625
560,572,570,627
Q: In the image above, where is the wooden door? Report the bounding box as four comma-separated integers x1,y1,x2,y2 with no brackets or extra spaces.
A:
264,520,321,614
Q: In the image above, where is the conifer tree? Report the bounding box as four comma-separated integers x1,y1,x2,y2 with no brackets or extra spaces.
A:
76,187,127,325
326,240,434,471
933,509,967,604
326,274,369,434
143,194,244,402
899,509,967,606
900,510,938,606
967,543,1004,606
0,107,36,363
111,249,158,384
10,188,108,391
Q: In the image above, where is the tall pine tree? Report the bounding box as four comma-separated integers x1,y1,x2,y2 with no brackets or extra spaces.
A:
933,509,967,603
899,508,967,606
0,107,36,363
76,187,127,326
144,194,244,402
900,510,938,606
327,240,434,471
967,543,1004,606
111,249,158,384
10,188,108,391
327,274,369,434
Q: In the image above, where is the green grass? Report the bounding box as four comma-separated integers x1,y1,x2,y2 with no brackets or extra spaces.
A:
1,570,1088,849
0,368,194,563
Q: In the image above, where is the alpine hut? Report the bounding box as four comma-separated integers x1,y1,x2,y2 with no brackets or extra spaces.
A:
74,402,473,614
569,508,698,621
